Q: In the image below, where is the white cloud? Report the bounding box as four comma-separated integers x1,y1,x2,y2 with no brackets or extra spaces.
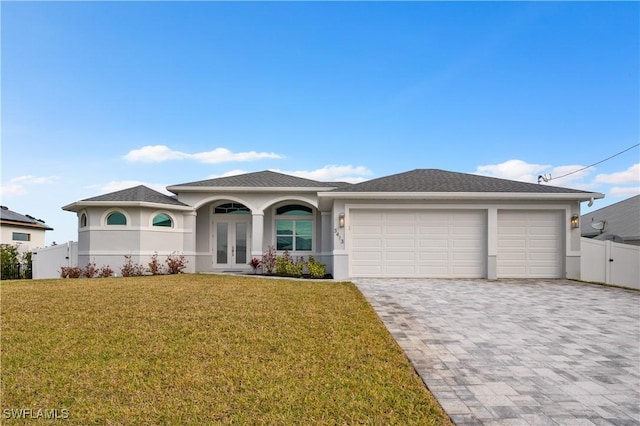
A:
608,186,640,198
0,184,26,196
206,169,251,179
10,175,60,184
475,159,597,186
475,159,551,183
0,175,60,196
272,165,374,183
123,145,283,164
595,163,640,184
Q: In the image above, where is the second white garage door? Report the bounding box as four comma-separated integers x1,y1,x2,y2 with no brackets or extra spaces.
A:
350,210,486,278
497,210,563,278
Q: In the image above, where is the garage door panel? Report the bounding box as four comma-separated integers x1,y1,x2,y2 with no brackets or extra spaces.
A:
419,239,449,248
418,251,449,261
350,210,485,278
497,211,562,278
385,251,415,261
352,238,382,249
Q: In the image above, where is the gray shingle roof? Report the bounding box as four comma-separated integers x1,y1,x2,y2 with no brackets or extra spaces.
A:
0,206,54,230
171,170,336,188
581,195,640,240
333,169,594,194
82,185,189,206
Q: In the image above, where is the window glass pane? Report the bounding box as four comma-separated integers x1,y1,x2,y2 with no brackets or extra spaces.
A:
276,220,293,235
214,203,250,214
216,223,228,264
277,236,293,251
276,205,312,215
153,213,172,227
296,220,312,235
12,232,30,241
296,236,312,251
236,222,247,264
107,212,127,225
80,214,87,227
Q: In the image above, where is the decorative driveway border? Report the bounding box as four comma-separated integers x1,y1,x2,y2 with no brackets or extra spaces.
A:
353,279,640,425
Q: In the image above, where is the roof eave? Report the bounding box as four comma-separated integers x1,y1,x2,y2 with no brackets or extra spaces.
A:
318,191,605,201
0,219,53,231
317,191,604,210
62,201,195,212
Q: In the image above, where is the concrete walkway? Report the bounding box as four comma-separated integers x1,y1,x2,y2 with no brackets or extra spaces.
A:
353,279,640,425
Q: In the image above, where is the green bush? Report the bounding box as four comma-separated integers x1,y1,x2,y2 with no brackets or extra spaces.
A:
275,251,304,277
306,256,326,279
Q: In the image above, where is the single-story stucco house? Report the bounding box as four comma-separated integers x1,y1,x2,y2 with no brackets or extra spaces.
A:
62,169,603,280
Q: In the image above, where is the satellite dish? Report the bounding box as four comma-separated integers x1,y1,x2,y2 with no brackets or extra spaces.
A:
591,221,606,231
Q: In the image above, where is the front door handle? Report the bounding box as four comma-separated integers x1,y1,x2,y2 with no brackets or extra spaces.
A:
232,246,235,256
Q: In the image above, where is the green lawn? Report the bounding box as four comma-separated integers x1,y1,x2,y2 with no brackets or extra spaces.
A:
1,274,452,425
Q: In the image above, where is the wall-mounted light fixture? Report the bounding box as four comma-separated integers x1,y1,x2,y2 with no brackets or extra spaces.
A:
570,214,580,229
338,212,345,228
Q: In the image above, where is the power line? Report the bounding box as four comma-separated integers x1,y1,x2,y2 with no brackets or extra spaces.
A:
538,143,639,184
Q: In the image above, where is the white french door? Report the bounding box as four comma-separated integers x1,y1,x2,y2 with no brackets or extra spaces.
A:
213,218,250,269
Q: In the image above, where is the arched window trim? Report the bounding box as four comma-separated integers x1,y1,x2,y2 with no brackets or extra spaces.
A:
104,210,129,226
151,212,174,228
79,212,88,228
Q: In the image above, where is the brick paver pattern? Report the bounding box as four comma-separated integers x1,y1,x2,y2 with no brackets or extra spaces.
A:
353,279,640,425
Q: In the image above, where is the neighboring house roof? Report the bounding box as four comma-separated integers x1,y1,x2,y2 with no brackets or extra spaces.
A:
580,195,640,242
0,206,54,230
331,169,595,194
167,170,340,192
62,185,192,212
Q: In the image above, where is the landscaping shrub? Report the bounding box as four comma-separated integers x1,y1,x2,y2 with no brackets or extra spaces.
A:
148,252,165,275
275,251,304,277
120,255,145,277
83,262,98,278
306,255,326,279
165,252,187,274
97,265,114,278
60,266,83,279
261,245,277,274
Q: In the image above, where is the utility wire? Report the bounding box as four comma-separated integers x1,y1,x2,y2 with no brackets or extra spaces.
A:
538,143,639,184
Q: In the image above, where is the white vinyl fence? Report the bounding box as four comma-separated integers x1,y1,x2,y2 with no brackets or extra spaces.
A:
581,238,640,289
32,241,78,279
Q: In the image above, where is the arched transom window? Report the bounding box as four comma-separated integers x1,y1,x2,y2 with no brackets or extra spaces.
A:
106,211,127,226
214,203,250,214
275,204,313,251
152,213,173,227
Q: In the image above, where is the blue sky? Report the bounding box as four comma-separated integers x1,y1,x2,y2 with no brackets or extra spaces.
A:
2,1,638,246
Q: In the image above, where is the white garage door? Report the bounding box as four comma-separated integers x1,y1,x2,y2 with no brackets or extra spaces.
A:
350,210,486,278
497,211,563,278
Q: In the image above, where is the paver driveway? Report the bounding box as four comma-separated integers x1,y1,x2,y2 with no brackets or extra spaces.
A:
353,279,640,425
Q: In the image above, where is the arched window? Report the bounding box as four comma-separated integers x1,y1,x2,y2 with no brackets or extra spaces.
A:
80,213,88,228
275,204,313,251
152,213,173,227
106,211,127,225
214,202,250,214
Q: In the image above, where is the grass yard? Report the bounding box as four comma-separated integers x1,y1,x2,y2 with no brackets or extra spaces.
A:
1,274,452,425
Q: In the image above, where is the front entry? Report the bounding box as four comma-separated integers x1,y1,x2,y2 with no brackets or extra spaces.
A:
213,218,250,269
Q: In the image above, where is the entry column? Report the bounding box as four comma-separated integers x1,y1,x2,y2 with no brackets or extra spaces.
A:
251,213,264,258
